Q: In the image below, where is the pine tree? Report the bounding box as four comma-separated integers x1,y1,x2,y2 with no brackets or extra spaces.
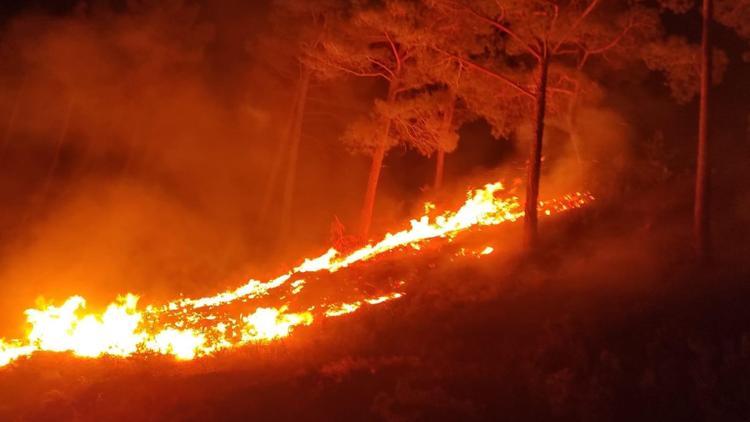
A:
654,0,749,263
309,0,448,238
430,0,659,249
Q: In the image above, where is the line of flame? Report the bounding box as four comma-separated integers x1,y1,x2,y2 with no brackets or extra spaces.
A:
0,182,593,368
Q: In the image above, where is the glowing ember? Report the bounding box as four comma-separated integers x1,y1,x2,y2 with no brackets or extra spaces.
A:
242,307,313,342
325,302,362,317
325,293,404,317
0,182,593,368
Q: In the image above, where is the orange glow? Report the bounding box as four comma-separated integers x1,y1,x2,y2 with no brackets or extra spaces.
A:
241,307,313,342
0,182,593,367
324,293,405,317
146,329,207,360
25,294,143,358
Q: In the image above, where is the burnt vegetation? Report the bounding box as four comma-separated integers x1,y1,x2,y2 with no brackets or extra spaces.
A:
0,0,749,421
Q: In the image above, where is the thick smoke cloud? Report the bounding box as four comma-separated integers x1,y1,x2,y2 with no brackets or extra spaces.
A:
0,2,290,333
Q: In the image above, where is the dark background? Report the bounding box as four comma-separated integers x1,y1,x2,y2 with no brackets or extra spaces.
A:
0,2,748,420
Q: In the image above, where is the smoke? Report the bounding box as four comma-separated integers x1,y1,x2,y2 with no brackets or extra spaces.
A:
0,2,296,334
0,1,401,338
546,105,633,197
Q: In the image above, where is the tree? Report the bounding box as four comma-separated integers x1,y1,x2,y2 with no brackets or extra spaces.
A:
431,0,654,249
433,94,454,190
655,0,749,263
309,0,445,238
258,0,340,241
696,0,714,264
420,59,469,191
397,59,460,191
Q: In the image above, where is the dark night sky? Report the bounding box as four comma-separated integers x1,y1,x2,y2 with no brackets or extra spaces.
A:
0,0,80,20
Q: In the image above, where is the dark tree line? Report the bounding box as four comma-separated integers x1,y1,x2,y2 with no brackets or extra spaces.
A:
259,0,750,259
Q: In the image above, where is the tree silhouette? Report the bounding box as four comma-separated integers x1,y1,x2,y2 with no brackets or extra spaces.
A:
655,0,749,263
309,0,445,238
418,58,468,191
430,0,655,249
258,0,341,242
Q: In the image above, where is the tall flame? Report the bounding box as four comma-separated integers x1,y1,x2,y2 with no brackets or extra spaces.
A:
0,182,593,368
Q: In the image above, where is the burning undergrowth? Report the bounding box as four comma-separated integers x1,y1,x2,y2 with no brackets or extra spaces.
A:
3,200,749,422
0,182,592,367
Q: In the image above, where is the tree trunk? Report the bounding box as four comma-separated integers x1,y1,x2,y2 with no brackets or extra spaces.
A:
524,50,550,250
279,67,312,240
258,68,308,224
434,96,455,191
360,141,387,239
695,0,713,263
359,81,398,239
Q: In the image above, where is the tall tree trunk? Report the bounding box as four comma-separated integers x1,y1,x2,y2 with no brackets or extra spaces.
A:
695,0,713,263
434,96,455,191
258,68,308,224
360,141,387,239
524,50,550,250
359,81,398,239
279,67,312,240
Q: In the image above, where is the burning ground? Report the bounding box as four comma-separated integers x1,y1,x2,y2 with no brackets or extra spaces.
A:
1,190,750,421
0,183,592,366
0,0,749,421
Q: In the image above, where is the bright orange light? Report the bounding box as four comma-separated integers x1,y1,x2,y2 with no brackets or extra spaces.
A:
0,182,593,367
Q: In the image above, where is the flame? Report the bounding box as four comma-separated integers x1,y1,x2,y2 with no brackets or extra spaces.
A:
0,182,593,368
325,302,362,317
325,293,404,317
242,307,313,342
146,329,206,360
0,340,34,367
25,294,144,358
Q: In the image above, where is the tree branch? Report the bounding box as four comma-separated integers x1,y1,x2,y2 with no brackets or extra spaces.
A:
445,0,541,60
368,57,396,78
585,19,635,56
434,47,534,98
546,86,575,96
323,58,391,80
384,31,402,73
553,0,601,53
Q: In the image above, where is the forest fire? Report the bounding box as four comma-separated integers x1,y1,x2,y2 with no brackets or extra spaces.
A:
0,0,748,418
0,183,591,368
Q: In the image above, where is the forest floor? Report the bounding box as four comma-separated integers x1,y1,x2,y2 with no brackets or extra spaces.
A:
1,194,750,422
